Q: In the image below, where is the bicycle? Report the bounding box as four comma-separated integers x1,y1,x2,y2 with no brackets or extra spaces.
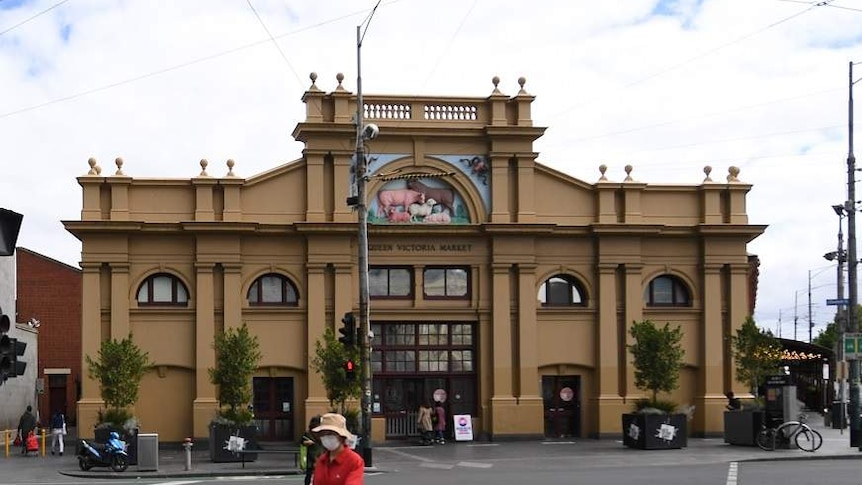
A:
755,413,823,452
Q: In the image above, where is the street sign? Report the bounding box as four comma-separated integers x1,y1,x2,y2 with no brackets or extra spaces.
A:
845,333,862,359
827,298,850,306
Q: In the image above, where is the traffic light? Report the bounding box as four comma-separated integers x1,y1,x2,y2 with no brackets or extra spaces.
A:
339,312,356,349
0,208,23,257
10,338,25,376
0,308,10,383
345,359,356,381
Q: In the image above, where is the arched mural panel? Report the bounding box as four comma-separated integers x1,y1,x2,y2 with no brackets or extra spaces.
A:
369,178,471,224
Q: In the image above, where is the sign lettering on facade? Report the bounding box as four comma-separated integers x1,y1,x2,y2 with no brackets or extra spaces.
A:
369,243,473,252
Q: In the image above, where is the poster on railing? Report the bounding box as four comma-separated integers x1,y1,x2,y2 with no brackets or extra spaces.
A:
453,414,474,442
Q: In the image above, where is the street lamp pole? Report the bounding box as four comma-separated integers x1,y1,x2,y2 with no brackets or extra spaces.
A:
354,3,381,465
846,60,860,450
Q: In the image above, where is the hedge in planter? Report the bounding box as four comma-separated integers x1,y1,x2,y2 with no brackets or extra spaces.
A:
725,317,781,446
85,335,151,464
208,323,262,463
623,320,688,450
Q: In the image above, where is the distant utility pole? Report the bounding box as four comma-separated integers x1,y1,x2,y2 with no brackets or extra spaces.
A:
845,60,860,450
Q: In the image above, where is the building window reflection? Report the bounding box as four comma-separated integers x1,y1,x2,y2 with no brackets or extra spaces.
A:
423,267,469,299
247,273,299,306
369,266,413,298
538,274,587,306
644,275,691,306
136,273,189,306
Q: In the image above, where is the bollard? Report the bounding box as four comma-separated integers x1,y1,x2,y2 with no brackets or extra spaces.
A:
182,437,193,471
4,429,8,458
41,429,46,457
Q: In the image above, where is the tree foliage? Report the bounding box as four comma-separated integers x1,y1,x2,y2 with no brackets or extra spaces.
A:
85,334,152,414
731,316,782,394
814,305,862,351
208,323,262,424
628,319,685,405
311,326,361,413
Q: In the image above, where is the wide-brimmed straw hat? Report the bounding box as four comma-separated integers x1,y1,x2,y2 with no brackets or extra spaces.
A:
312,413,353,439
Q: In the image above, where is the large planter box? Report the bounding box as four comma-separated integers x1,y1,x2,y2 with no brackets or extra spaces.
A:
94,426,138,465
622,413,687,450
209,423,258,463
723,410,764,446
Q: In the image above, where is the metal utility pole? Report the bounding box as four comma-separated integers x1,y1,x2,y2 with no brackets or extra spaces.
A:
846,60,860,450
808,270,814,343
828,204,847,430
353,1,380,466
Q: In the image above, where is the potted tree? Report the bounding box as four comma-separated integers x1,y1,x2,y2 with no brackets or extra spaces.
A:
311,326,363,440
724,316,782,445
622,319,688,450
208,323,262,463
85,334,152,465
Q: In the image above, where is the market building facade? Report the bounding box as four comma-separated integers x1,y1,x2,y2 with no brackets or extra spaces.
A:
64,74,765,443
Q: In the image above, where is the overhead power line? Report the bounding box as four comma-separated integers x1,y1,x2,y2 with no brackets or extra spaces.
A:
0,0,70,37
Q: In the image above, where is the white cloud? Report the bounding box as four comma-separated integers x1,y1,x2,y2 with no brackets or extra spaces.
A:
2,0,861,339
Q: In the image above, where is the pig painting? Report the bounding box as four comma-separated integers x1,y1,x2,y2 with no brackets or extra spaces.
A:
376,189,425,217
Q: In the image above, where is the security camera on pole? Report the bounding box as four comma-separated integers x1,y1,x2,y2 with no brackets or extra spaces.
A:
351,0,381,467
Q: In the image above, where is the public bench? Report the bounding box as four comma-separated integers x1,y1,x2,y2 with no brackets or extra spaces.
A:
235,446,300,469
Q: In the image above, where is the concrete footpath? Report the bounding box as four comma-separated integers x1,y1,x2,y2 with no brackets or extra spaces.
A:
2,417,861,480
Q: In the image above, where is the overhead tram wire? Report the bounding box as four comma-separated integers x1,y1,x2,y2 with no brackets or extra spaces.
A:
245,0,304,89
0,0,70,38
778,0,862,14
0,1,408,121
546,3,827,122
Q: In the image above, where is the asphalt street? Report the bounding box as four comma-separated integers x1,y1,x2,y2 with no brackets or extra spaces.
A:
2,419,862,485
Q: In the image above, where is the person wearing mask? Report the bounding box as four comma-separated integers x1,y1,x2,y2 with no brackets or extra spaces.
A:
301,415,322,485
50,410,66,455
17,405,37,455
311,413,364,485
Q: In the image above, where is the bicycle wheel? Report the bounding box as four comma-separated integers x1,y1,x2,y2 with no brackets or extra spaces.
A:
756,428,776,451
795,427,823,452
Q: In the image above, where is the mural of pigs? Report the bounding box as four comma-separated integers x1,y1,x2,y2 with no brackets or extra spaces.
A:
376,189,424,217
407,180,456,215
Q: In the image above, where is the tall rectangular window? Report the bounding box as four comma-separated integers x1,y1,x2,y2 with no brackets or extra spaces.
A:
369,267,413,298
423,267,469,299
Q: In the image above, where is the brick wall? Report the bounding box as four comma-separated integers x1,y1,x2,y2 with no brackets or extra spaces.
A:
16,247,81,425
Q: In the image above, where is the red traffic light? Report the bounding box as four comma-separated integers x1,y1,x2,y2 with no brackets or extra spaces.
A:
345,359,356,381
346,360,354,371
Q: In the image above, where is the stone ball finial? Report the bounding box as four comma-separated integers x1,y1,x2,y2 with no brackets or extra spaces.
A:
226,159,236,177
727,165,740,182
115,157,124,176
336,72,344,85
624,164,633,182
703,165,713,182
492,76,500,87
598,164,608,181
309,72,319,90
200,158,209,177
87,157,98,175
517,76,527,94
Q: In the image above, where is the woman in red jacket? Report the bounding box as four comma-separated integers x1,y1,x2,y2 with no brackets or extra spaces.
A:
311,413,365,485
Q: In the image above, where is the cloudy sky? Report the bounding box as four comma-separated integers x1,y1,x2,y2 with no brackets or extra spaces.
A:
2,0,861,339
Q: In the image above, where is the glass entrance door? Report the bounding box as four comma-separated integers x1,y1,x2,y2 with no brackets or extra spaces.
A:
542,375,581,438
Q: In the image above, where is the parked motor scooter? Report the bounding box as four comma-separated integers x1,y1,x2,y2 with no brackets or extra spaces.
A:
77,431,129,472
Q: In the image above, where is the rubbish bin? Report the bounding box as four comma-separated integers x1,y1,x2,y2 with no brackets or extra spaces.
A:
137,433,159,471
831,402,847,429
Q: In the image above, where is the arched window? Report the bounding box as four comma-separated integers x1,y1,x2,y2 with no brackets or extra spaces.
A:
644,275,691,306
538,274,587,306
247,273,299,306
136,273,189,306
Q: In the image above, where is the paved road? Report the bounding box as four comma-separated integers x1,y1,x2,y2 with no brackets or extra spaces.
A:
2,418,861,484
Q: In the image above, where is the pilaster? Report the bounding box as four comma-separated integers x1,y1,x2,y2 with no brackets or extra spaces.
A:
221,177,244,222
306,262,329,411
306,152,326,222
78,262,105,434
223,263,242,329
490,155,509,223
193,176,217,222
695,263,725,434
193,262,217,438
516,157,536,222
109,263,130,340
623,263,644,398
333,151,355,223
109,177,131,221
596,262,626,434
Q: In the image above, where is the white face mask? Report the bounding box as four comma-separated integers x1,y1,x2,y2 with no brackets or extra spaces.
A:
320,435,341,451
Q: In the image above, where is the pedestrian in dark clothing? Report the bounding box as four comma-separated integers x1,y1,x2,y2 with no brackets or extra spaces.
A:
301,415,323,485
725,391,741,411
434,401,446,444
17,405,36,455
